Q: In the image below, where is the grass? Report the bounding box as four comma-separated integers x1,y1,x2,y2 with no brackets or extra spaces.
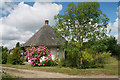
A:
2,71,21,79
2,57,118,76
3,68,34,74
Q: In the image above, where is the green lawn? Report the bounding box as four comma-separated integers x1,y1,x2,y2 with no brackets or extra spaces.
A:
2,71,21,79
2,57,118,76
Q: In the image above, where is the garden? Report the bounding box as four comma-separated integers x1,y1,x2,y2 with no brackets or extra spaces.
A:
1,2,120,78
1,36,119,76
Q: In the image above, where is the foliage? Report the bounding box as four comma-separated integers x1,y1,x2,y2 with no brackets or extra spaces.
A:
2,71,13,79
42,59,57,66
16,42,20,47
105,36,120,57
56,33,118,68
57,58,65,68
2,56,118,76
64,41,80,67
0,53,1,64
8,47,23,65
1,46,8,64
54,2,109,45
93,52,111,64
87,36,120,57
2,71,20,79
65,41,112,68
2,50,8,64
0,46,2,53
12,47,23,65
53,2,111,68
7,54,13,64
25,45,53,67
88,39,108,52
1,46,8,52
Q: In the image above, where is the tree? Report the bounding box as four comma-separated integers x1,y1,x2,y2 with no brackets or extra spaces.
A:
54,2,109,46
90,36,120,56
10,47,23,65
0,46,8,52
2,50,8,64
53,2,110,67
105,36,120,57
0,46,8,64
16,42,20,48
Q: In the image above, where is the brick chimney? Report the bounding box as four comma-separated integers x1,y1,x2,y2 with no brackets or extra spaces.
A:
45,20,49,25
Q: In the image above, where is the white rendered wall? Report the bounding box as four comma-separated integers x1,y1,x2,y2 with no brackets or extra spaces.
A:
49,47,65,61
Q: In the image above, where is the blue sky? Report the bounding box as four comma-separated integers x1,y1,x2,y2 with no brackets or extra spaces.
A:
0,2,119,48
24,2,119,36
20,2,118,23
57,2,118,23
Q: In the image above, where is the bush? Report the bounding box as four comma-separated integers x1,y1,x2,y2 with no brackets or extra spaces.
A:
93,52,111,65
7,54,13,64
65,42,81,67
1,46,8,64
88,36,119,57
7,47,23,65
25,45,53,67
42,60,57,66
58,58,65,68
2,71,13,79
0,52,2,64
65,45,112,69
77,50,94,69
2,50,8,64
12,47,23,65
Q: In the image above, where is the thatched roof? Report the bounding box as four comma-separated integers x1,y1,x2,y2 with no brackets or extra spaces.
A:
22,25,66,47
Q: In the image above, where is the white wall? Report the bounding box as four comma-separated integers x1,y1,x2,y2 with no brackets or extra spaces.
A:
49,47,65,61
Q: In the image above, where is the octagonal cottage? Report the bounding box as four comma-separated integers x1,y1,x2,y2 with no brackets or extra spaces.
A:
21,20,66,61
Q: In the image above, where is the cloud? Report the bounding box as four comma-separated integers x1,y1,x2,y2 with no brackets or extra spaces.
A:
107,18,118,39
0,2,62,49
0,2,17,16
2,2,62,32
118,33,120,44
119,6,120,19
118,6,120,44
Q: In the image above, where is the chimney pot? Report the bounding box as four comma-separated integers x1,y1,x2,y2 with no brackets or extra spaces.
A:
45,20,49,25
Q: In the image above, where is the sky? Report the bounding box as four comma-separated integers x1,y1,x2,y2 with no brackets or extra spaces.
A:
0,1,119,49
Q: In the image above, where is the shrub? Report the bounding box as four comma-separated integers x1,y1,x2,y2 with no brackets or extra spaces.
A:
2,50,8,64
65,45,112,69
78,50,94,68
65,43,80,67
89,36,119,57
57,58,65,68
8,47,23,65
0,51,1,65
12,47,23,65
93,52,111,65
2,71,13,79
42,60,57,66
105,36,118,56
1,46,8,64
25,45,53,67
7,54,13,64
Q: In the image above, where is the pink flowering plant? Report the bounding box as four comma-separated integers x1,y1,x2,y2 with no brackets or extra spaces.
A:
25,45,52,67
